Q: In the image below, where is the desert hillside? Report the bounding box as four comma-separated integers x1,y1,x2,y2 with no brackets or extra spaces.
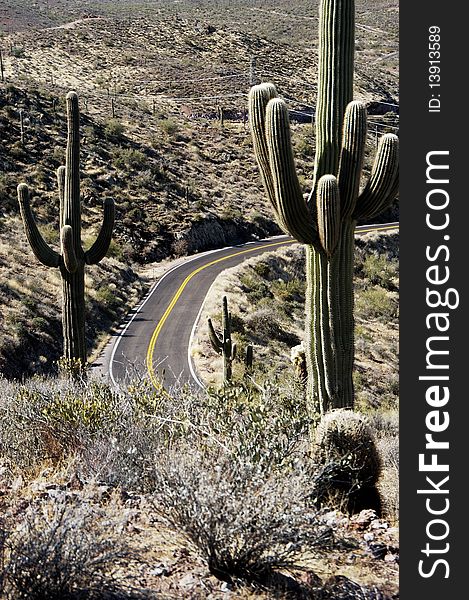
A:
0,2,400,598
0,0,398,376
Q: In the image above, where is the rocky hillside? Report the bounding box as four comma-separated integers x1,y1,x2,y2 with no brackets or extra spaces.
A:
0,0,398,377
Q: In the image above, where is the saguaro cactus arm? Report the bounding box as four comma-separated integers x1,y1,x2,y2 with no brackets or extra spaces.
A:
248,83,278,212
338,101,368,218
208,317,223,354
316,175,340,257
265,98,318,245
249,87,317,245
85,198,115,265
57,166,66,229
17,183,60,268
354,133,399,221
61,225,78,273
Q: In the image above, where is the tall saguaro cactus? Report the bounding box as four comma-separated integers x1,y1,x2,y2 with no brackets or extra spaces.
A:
18,91,115,364
248,0,398,414
208,296,237,382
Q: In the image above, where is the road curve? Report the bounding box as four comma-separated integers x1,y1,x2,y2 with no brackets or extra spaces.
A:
95,222,398,390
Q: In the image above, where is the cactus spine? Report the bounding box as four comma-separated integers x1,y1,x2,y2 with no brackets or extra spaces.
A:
208,296,237,382
248,0,398,414
18,91,115,364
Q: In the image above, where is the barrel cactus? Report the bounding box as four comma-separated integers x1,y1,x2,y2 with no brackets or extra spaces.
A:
208,296,237,382
17,91,115,365
248,0,398,414
313,409,382,514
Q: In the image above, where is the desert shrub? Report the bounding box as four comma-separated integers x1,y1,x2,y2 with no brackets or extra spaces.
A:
0,378,120,468
10,46,25,58
361,254,398,290
42,382,119,433
170,237,189,257
56,356,89,380
104,119,125,141
106,238,124,260
0,371,310,486
295,129,315,156
355,287,398,321
96,284,121,314
252,261,270,278
152,452,333,586
270,278,304,304
246,308,300,347
203,379,310,466
239,272,272,303
79,374,311,490
159,118,178,137
0,499,149,599
112,148,147,171
313,409,383,515
316,575,392,599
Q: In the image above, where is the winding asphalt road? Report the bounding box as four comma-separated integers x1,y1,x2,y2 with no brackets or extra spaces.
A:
95,222,398,390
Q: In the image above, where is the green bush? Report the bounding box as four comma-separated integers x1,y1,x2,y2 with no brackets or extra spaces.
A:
104,118,125,140
112,148,147,171
95,284,120,313
41,383,119,433
362,254,398,290
356,287,398,321
159,118,178,137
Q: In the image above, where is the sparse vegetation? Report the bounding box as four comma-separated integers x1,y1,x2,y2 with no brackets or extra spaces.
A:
0,0,399,597
0,499,149,600
0,370,399,597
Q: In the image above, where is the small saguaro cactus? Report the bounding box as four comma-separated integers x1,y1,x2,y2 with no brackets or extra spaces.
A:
208,296,237,382
248,0,398,415
245,344,253,374
17,91,115,365
19,109,25,146
0,49,5,83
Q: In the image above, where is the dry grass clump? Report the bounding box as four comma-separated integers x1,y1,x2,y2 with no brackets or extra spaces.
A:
152,451,334,587
0,499,149,599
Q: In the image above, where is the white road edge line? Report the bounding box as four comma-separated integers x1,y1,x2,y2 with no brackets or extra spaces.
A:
186,223,399,389
188,301,207,390
109,246,225,386
108,235,289,386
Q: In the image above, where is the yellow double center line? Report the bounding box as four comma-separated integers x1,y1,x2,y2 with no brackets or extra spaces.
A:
146,223,398,388
145,239,293,387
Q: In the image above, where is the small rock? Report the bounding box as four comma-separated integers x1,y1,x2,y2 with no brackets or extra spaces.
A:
220,581,233,593
371,519,389,530
179,573,197,589
149,564,170,577
368,542,388,560
351,509,378,529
